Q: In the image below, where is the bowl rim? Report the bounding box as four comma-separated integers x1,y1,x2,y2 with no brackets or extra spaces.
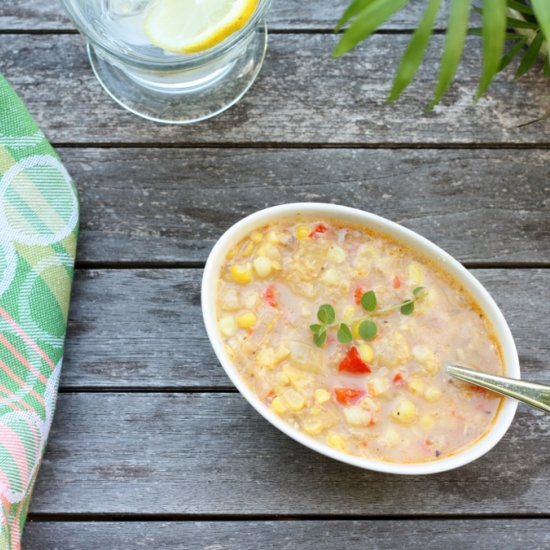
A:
201,203,519,475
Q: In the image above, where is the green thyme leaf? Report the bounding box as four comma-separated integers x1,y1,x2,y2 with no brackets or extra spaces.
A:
359,320,377,340
317,304,336,324
413,286,425,296
337,323,353,344
310,324,323,334
314,329,327,348
361,290,377,311
400,300,415,315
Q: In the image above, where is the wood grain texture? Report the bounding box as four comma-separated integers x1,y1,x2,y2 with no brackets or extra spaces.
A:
23,519,550,549
1,0,451,31
62,269,550,389
30,392,550,515
1,34,549,145
60,148,550,264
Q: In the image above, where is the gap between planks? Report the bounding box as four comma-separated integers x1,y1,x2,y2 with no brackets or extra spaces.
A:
25,512,550,522
53,142,550,150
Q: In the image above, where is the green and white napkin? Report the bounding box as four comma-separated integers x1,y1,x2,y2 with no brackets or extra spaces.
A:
0,74,79,548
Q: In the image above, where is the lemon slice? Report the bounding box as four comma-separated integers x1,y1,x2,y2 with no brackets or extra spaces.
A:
144,0,259,54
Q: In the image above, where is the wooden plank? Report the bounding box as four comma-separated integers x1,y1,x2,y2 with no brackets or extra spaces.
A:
2,34,549,145
23,519,550,549
61,148,550,264
30,392,550,515
1,0,451,32
62,269,550,388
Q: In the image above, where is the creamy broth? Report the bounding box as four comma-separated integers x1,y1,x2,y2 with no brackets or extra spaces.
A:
215,219,503,463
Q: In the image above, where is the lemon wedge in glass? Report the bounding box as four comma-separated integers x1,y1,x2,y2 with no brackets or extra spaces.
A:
144,0,259,54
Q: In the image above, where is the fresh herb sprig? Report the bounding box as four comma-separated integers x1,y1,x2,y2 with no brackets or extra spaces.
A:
310,287,427,348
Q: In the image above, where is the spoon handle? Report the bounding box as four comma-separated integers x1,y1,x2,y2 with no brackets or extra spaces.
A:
446,364,550,414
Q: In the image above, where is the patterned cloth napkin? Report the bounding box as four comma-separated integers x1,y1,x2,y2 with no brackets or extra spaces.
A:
0,75,78,548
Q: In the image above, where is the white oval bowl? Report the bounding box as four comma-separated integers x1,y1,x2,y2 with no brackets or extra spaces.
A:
202,203,519,475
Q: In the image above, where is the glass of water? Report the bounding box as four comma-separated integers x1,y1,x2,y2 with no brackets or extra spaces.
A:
60,0,273,123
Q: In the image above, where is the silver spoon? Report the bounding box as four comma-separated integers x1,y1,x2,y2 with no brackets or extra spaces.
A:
445,363,550,414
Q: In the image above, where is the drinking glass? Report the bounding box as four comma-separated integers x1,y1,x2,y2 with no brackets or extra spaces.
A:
60,0,273,123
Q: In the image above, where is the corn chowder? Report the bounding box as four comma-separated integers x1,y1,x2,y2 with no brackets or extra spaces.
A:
216,219,503,463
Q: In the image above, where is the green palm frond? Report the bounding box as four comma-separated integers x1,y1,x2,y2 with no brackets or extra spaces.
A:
333,0,549,107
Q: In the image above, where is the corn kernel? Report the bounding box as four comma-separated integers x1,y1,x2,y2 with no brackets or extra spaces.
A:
327,245,346,264
230,263,252,284
409,262,424,285
226,247,238,260
302,419,325,436
256,347,275,369
220,289,240,311
241,241,254,257
412,345,439,375
271,260,282,271
274,344,291,364
243,291,259,309
344,405,372,427
296,225,310,240
282,388,305,411
357,344,374,363
383,427,401,447
314,388,331,404
342,305,355,322
424,386,442,402
392,399,417,424
360,396,380,412
420,414,435,430
257,243,281,261
271,396,286,415
367,377,390,397
237,312,257,329
253,256,272,278
408,378,426,395
327,433,347,451
250,231,263,244
321,267,339,286
351,320,361,339
219,316,237,338
267,231,280,244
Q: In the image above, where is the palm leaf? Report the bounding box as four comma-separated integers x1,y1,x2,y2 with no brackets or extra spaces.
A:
336,0,377,31
429,0,471,108
507,0,534,16
388,0,441,102
476,0,507,99
334,0,409,57
531,0,550,63
506,16,540,29
515,30,544,78
499,36,528,70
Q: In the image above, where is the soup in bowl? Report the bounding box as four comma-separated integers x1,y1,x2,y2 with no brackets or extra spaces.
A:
201,204,519,474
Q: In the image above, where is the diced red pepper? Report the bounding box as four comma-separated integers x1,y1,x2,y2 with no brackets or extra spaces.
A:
393,373,405,385
265,390,276,403
264,286,277,308
334,387,365,406
393,275,401,289
354,287,364,305
308,223,328,238
338,346,372,374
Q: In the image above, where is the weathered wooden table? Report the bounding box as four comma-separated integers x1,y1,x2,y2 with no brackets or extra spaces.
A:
2,1,550,547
